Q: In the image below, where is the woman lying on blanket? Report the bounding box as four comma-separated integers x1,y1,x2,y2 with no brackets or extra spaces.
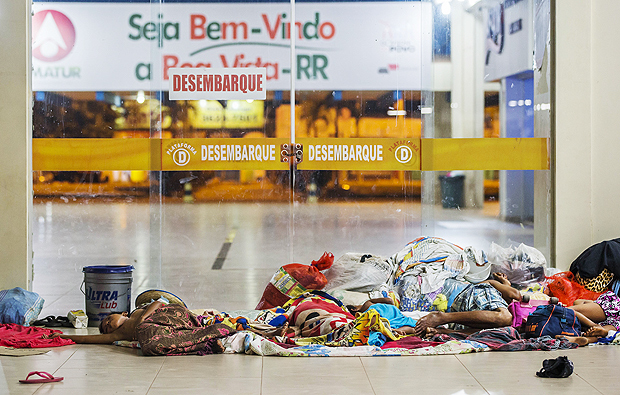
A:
258,293,418,347
200,292,412,347
200,292,357,341
557,291,620,346
46,301,234,356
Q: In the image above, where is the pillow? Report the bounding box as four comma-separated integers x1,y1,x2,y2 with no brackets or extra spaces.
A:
135,289,187,308
0,287,45,326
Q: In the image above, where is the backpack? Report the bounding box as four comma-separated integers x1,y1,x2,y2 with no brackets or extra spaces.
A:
508,295,559,329
524,304,581,338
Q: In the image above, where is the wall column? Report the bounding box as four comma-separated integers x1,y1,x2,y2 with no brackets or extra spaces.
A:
0,0,33,289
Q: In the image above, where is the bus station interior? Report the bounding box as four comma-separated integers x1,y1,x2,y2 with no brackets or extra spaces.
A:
2,0,620,394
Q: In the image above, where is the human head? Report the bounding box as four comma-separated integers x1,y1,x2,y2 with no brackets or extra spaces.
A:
98,311,129,334
346,305,362,315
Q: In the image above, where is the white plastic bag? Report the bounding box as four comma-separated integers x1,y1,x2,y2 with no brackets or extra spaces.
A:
487,242,547,288
324,253,395,293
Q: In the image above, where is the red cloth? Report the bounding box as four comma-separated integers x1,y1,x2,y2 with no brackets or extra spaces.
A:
380,336,444,350
0,323,74,348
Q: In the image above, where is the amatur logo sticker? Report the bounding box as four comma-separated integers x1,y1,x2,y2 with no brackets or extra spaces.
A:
32,10,76,62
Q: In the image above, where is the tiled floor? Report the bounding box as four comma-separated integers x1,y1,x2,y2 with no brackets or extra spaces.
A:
3,341,619,395
5,200,613,394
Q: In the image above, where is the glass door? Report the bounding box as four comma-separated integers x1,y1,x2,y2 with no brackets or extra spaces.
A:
31,0,551,317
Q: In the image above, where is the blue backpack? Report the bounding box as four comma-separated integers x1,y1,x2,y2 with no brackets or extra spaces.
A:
524,304,581,338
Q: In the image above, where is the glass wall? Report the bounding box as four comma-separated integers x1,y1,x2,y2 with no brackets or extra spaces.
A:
31,0,550,316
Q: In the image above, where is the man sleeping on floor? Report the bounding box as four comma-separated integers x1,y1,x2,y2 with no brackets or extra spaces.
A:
413,272,522,336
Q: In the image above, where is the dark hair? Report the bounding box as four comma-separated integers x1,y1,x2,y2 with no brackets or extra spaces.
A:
346,305,358,314
98,311,126,334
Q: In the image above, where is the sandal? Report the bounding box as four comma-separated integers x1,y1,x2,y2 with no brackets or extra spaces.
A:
31,316,61,327
55,316,73,328
19,371,63,384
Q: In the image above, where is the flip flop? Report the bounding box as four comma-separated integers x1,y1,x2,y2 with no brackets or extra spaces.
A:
19,371,63,384
55,316,73,328
31,316,61,327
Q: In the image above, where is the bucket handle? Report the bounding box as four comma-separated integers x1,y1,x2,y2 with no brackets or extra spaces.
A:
80,281,130,298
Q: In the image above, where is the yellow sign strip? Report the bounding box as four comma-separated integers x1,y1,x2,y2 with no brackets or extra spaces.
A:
297,138,421,170
421,138,549,171
33,137,549,171
33,138,154,171
161,138,290,171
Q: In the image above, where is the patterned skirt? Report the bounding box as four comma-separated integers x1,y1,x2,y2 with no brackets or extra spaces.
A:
136,304,235,356
595,291,620,330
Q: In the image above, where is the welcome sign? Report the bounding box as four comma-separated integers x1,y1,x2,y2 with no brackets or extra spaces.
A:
31,2,432,91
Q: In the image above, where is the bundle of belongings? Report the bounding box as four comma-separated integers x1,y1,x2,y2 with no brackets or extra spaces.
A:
99,236,606,357
208,236,620,356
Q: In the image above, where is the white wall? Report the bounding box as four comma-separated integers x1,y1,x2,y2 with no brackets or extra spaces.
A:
590,2,620,243
0,0,33,289
554,0,620,270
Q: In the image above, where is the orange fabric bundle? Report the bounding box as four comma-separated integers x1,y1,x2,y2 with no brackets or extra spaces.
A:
255,252,334,310
545,271,603,306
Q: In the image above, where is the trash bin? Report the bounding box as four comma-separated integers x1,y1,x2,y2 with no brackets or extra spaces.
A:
439,175,465,209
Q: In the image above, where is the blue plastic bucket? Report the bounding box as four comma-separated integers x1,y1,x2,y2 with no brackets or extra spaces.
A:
82,265,134,327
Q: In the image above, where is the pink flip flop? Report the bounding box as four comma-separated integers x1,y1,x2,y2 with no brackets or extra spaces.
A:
19,371,64,384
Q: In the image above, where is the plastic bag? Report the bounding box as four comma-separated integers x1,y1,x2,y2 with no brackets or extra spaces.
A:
545,271,603,306
255,252,334,309
462,247,491,284
487,242,547,288
324,253,394,293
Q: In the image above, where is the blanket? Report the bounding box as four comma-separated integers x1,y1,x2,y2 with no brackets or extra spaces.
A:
430,326,579,351
228,331,489,357
288,309,399,347
136,304,235,356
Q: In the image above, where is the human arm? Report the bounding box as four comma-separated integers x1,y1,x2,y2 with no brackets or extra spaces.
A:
483,277,522,304
359,297,394,312
45,328,128,344
138,301,164,324
51,331,127,344
413,308,513,336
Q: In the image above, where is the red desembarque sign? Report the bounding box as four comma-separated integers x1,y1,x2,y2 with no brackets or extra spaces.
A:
168,67,267,100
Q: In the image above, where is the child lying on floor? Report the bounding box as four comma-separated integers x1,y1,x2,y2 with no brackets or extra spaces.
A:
46,301,234,356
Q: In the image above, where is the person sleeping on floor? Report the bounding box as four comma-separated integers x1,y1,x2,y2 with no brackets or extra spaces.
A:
413,272,522,337
555,291,620,346
46,300,235,356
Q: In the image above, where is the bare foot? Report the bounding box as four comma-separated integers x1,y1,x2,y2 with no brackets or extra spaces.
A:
393,326,415,337
413,312,446,336
424,327,439,338
273,322,289,337
556,335,588,346
213,339,225,353
584,325,608,338
492,272,511,286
